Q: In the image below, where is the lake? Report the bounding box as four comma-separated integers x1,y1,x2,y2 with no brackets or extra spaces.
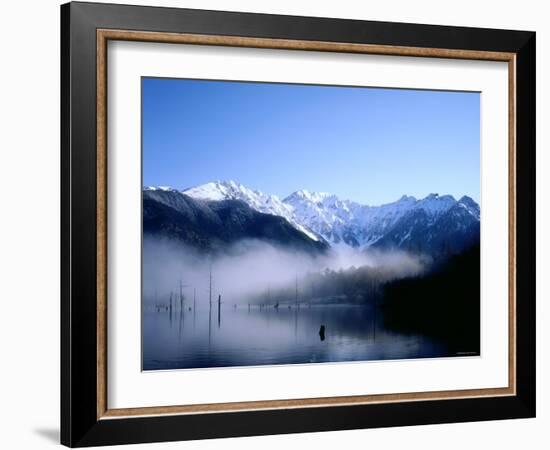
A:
142,302,453,370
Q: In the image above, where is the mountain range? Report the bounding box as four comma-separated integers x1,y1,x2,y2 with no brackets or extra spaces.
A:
143,187,328,254
144,180,480,256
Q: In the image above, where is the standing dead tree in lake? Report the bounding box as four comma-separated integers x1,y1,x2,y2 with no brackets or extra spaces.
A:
209,261,213,312
295,274,299,308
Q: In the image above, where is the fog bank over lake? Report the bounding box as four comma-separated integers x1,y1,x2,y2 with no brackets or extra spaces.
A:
143,237,429,307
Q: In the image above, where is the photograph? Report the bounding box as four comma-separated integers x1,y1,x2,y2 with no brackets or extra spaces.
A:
141,77,481,371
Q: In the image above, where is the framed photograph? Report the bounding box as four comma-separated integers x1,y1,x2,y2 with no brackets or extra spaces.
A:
61,2,536,447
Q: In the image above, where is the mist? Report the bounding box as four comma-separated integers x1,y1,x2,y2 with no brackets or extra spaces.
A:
143,237,429,308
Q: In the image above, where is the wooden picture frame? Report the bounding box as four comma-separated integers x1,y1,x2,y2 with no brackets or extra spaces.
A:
61,2,535,447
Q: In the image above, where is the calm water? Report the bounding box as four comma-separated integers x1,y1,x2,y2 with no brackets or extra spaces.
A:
143,303,452,370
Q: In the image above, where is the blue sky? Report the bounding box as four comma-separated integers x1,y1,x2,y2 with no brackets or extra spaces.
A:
142,77,480,205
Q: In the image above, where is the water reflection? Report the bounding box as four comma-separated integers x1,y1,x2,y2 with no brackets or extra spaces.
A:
142,303,450,371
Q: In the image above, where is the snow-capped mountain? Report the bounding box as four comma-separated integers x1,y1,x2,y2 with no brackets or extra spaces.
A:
146,181,480,256
285,190,479,249
181,181,320,241
143,188,328,254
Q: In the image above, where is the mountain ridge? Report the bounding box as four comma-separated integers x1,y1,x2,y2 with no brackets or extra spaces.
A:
145,180,480,255
143,189,329,254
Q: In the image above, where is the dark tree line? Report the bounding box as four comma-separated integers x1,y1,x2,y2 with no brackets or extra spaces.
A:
248,262,422,306
381,244,480,354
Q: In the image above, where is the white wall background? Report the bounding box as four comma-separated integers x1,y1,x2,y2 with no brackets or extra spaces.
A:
0,0,546,448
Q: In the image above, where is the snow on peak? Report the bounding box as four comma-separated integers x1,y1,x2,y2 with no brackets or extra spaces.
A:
183,180,281,206
284,190,478,249
144,185,176,192
416,193,456,217
398,194,417,202
183,181,320,242
285,190,332,204
457,195,480,219
183,180,245,201
458,195,478,208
